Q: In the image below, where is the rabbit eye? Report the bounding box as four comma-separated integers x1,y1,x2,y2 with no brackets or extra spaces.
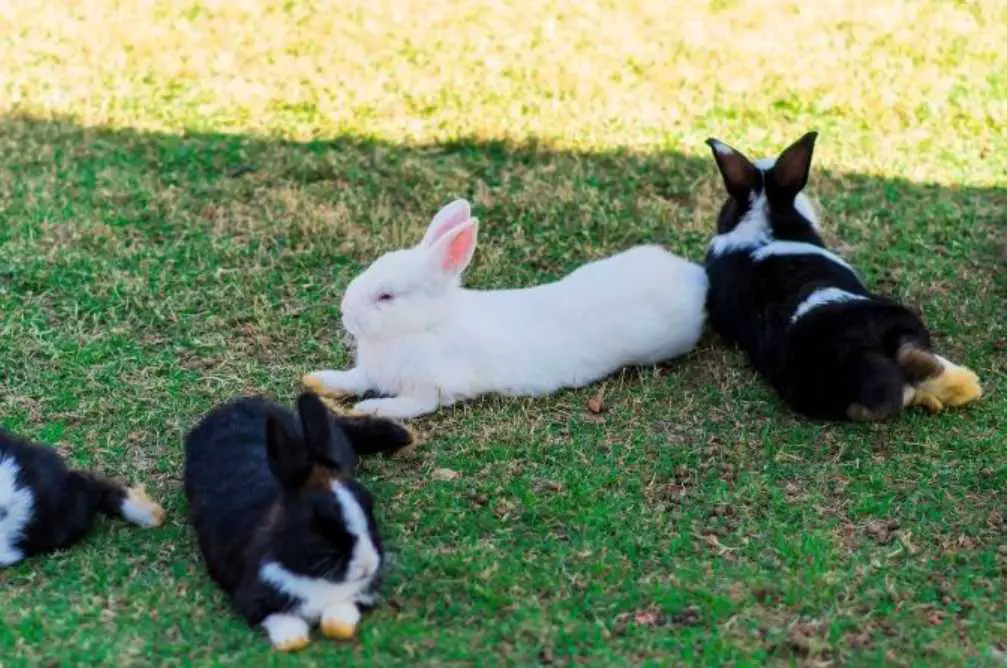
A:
376,292,394,303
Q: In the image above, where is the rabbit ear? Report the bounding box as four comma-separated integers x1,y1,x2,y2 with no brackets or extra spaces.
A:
296,392,356,474
771,131,818,195
265,413,312,489
428,218,479,278
706,138,760,201
421,199,472,247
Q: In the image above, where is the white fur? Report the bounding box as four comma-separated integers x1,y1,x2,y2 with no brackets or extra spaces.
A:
421,199,471,247
708,191,772,256
707,155,821,259
793,193,820,229
260,562,372,622
308,202,709,419
751,240,855,273
0,457,34,567
790,287,868,323
322,601,361,629
332,482,380,582
261,613,309,649
120,489,162,528
257,480,380,623
710,140,736,157
933,354,954,370
354,395,438,420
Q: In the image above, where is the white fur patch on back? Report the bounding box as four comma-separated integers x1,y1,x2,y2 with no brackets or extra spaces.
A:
0,457,34,566
709,158,821,256
708,193,772,256
791,287,868,323
751,240,856,274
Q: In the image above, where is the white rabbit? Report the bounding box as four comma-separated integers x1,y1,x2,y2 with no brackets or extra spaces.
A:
304,199,708,419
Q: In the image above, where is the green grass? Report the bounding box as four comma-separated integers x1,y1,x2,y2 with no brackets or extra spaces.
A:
0,0,1005,665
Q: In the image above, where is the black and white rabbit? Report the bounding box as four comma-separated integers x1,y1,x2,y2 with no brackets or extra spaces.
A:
183,392,413,652
0,427,165,566
703,131,982,421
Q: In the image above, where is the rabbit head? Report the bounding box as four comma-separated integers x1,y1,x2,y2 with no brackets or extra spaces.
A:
705,132,822,248
340,199,479,339
265,392,381,584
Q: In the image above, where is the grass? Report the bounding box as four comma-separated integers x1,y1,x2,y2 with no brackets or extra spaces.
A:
0,0,1005,665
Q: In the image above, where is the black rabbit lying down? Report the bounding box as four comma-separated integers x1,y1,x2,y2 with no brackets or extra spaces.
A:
184,392,413,651
703,131,982,421
0,428,165,566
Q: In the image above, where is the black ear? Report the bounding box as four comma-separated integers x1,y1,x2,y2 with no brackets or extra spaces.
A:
296,392,356,474
266,413,311,488
771,131,817,195
335,415,413,458
706,138,760,201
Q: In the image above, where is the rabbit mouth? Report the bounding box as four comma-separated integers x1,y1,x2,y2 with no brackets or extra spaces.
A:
339,327,358,352
341,313,364,340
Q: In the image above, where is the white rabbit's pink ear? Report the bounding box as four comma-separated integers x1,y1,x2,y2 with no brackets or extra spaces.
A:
428,219,479,277
421,199,472,247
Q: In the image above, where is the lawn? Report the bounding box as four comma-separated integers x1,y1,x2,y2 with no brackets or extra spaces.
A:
0,0,1005,665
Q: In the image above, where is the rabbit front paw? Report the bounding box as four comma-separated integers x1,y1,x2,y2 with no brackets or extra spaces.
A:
321,601,360,641
303,369,370,398
262,613,311,652
353,396,438,420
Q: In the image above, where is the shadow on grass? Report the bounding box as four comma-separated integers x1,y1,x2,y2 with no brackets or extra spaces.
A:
0,112,1006,664
1,112,1002,409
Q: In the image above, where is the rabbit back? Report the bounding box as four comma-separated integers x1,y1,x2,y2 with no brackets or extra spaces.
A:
355,244,707,401
184,397,289,591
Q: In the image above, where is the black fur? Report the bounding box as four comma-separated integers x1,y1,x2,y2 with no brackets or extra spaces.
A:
183,392,412,628
328,414,414,461
0,428,142,565
704,132,934,421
